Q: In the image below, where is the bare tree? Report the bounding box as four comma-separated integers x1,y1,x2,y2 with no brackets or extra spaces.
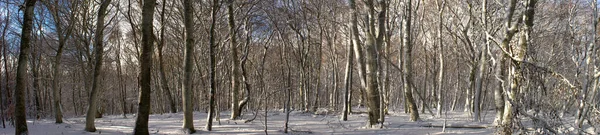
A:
206,0,220,131
181,0,196,132
84,0,112,132
14,0,37,134
402,0,420,122
132,0,157,133
43,0,79,124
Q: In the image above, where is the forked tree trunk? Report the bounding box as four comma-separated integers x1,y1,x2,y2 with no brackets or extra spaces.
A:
84,0,111,132
14,0,37,134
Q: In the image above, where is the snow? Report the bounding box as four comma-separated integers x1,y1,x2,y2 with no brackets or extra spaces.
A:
0,109,494,135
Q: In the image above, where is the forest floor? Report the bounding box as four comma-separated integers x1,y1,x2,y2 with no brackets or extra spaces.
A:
0,108,495,135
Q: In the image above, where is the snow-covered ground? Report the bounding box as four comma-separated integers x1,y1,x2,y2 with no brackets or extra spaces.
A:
0,109,494,135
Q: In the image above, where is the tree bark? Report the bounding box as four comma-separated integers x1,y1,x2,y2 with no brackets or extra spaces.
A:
45,0,78,123
229,0,243,120
158,0,177,114
181,0,196,132
14,0,37,134
206,0,219,131
84,0,111,132
436,0,446,117
402,0,420,122
342,32,354,121
133,0,156,133
473,0,488,122
576,0,598,130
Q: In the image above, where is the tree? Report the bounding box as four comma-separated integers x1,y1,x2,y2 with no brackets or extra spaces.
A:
181,0,196,132
229,0,243,120
341,31,354,121
473,0,488,122
84,0,111,132
158,0,177,114
14,0,37,134
133,0,157,133
206,0,219,131
402,0,420,122
43,0,79,124
435,0,446,117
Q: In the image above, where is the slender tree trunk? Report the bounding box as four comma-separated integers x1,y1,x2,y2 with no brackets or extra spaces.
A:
181,0,196,132
436,0,446,117
31,47,41,119
132,0,157,133
84,0,110,132
14,0,37,134
349,0,367,111
116,40,127,118
474,0,488,122
342,33,354,121
502,1,536,134
206,0,219,131
0,2,9,127
402,0,420,122
576,0,597,130
52,38,66,124
158,0,177,114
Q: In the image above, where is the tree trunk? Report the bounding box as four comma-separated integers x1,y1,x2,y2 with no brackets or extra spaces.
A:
116,39,127,118
229,0,243,120
436,0,446,117
349,0,367,109
84,0,110,132
206,0,219,131
158,0,177,114
31,46,42,119
14,0,37,134
342,33,354,121
181,0,196,132
502,1,536,134
473,0,488,122
576,0,597,130
132,0,156,133
0,3,9,127
403,0,420,122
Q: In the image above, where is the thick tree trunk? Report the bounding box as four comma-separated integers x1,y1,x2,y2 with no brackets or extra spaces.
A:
229,0,243,120
181,0,196,132
14,0,37,134
132,0,156,133
84,0,110,132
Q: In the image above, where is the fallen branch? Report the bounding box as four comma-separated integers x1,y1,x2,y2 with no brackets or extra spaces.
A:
421,123,488,129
